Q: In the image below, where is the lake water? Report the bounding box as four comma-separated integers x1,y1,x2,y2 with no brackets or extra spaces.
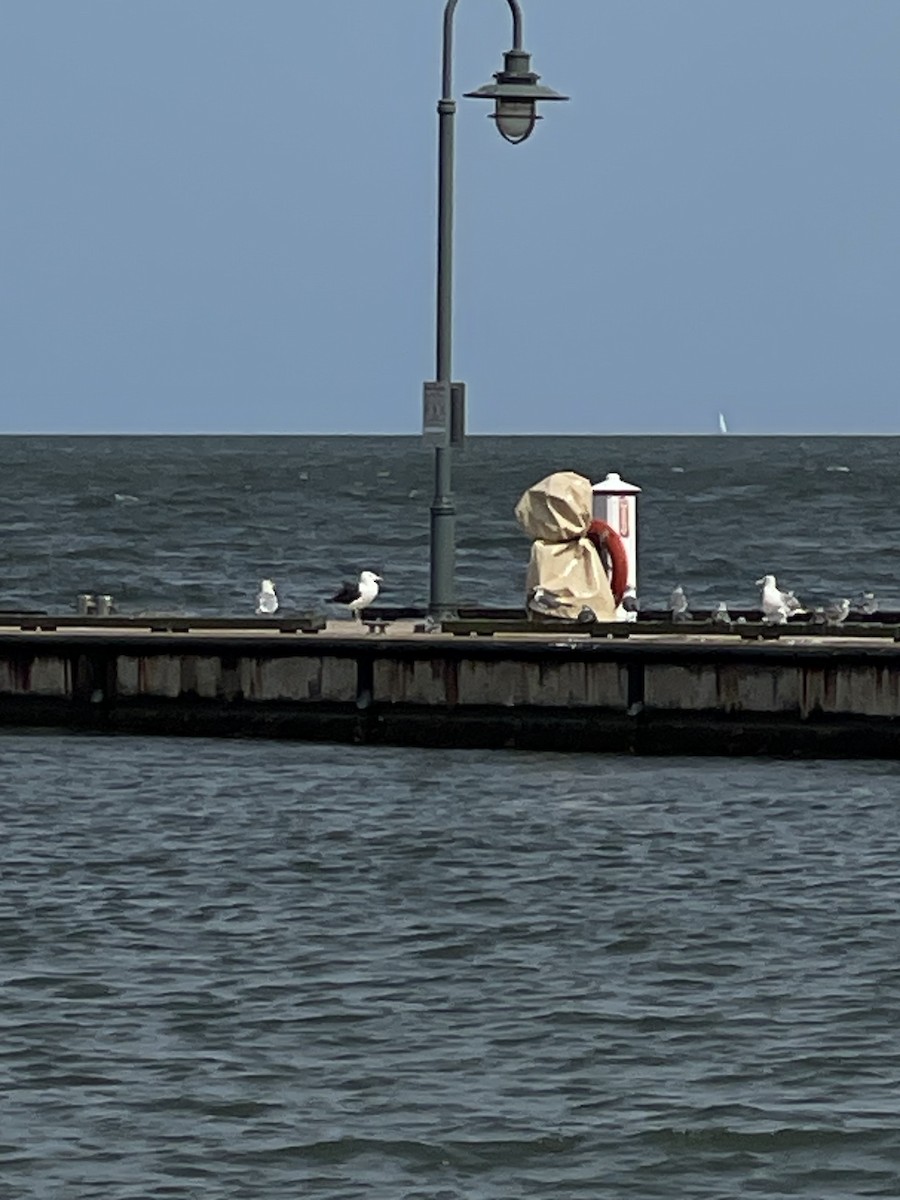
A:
2,435,899,1197
0,433,896,613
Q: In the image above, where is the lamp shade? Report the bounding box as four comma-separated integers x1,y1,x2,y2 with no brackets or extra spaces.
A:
464,48,568,144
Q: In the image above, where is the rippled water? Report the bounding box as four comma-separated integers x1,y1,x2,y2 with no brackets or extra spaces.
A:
3,436,900,1196
4,734,900,1197
0,433,896,613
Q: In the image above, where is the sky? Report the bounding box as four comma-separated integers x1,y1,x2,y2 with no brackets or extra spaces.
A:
2,0,899,435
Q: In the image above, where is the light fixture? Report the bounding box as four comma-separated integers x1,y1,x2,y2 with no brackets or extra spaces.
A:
464,48,568,144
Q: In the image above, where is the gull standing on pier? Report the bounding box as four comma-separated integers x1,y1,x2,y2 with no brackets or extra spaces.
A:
256,579,279,615
329,571,383,622
620,586,639,623
781,590,805,616
824,597,851,626
669,585,690,622
756,575,800,625
528,585,567,618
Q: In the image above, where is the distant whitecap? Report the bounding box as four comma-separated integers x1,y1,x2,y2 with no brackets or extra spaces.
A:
114,493,139,503
670,466,685,474
826,465,850,473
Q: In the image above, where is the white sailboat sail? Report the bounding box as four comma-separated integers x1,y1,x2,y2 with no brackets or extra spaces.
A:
718,412,728,434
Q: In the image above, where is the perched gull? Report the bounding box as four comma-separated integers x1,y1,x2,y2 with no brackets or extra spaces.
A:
620,586,639,623
782,590,806,616
859,592,877,616
712,601,731,624
669,585,691,623
329,570,382,621
255,578,279,615
755,574,800,625
527,585,567,618
824,597,851,626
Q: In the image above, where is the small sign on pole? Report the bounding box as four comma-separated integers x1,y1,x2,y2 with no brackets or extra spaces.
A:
422,381,451,447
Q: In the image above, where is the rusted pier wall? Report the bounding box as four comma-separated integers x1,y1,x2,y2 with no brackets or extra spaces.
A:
0,629,899,757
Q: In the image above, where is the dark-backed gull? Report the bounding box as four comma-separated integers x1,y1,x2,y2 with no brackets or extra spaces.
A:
329,571,382,621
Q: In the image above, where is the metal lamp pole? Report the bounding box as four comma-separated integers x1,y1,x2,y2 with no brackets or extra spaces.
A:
427,0,568,620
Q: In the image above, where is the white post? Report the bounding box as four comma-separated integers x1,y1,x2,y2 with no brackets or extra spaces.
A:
592,472,642,618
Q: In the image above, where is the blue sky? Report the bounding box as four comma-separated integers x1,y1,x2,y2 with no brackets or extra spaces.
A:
2,1,898,434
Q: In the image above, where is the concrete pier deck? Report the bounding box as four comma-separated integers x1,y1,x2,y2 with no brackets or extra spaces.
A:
1,613,899,757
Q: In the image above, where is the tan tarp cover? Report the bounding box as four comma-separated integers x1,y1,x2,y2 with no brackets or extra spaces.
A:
514,471,616,621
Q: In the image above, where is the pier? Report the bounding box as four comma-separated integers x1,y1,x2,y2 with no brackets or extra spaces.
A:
1,610,899,757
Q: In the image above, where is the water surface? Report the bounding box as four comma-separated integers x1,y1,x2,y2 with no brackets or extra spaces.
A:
3,734,900,1198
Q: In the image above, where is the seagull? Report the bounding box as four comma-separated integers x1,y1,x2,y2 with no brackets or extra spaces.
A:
755,574,798,625
669,585,691,622
712,601,731,624
255,578,279,615
859,592,877,615
824,597,851,626
528,585,567,617
329,570,382,621
620,586,639,623
782,590,806,616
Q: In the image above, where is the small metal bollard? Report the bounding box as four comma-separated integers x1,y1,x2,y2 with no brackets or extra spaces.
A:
76,593,115,616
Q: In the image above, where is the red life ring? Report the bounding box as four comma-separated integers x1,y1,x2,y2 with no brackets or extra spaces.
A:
587,519,629,606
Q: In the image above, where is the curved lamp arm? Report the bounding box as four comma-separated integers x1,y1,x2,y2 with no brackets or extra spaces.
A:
442,0,523,100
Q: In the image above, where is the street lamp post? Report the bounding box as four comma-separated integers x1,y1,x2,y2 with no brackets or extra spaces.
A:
426,0,567,620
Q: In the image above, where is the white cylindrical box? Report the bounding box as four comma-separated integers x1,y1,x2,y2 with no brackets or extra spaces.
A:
592,472,642,608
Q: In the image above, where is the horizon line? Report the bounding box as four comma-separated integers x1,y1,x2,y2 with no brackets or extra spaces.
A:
0,430,898,438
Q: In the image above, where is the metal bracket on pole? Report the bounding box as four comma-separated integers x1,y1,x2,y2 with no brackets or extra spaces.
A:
450,382,466,449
